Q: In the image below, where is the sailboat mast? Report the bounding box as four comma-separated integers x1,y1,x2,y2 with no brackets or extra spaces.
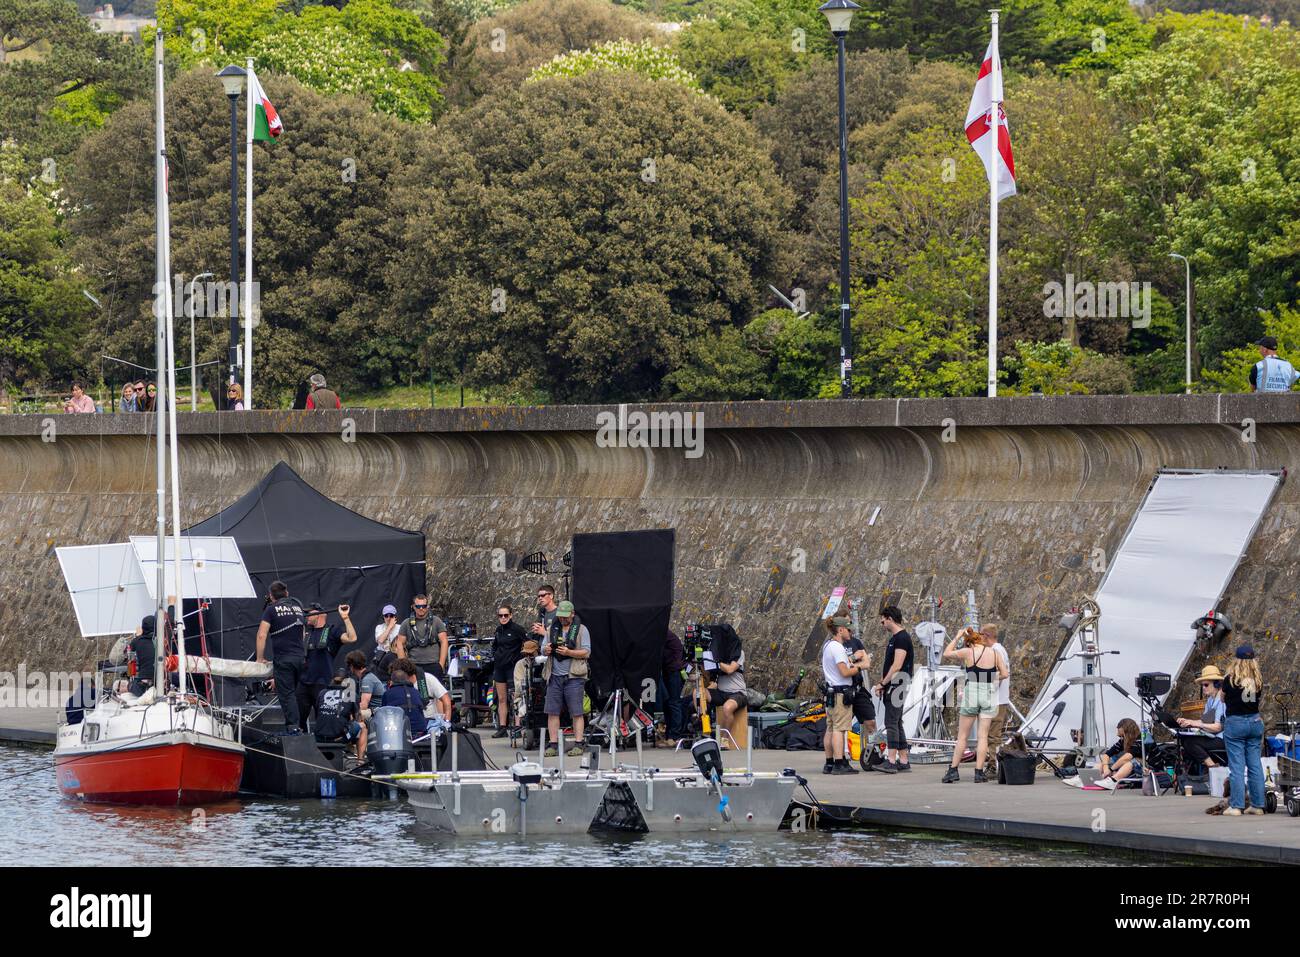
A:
152,29,168,694
162,140,187,697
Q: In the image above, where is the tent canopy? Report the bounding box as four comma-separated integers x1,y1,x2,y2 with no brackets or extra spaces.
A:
185,461,425,575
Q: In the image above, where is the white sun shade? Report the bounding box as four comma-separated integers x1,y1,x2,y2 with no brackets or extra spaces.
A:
57,536,256,637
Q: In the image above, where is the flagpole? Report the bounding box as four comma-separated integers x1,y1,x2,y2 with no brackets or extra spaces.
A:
244,57,255,409
987,9,999,398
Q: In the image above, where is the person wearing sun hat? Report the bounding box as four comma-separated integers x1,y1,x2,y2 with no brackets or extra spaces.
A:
1176,664,1227,774
541,600,590,758
1221,645,1267,816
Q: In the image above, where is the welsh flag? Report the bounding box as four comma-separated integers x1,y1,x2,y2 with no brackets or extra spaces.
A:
249,69,282,142
964,40,1016,200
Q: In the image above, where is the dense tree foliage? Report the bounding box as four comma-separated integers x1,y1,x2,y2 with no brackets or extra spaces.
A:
382,70,792,402
9,0,1300,401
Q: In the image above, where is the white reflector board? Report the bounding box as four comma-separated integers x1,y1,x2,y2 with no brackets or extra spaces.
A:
56,543,155,638
129,535,257,602
1025,469,1282,750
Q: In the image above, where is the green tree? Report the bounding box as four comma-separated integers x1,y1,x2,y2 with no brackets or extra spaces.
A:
460,0,662,95
671,18,807,115
850,0,1066,65
0,0,144,179
384,70,793,402
664,324,769,399
530,37,699,86
67,69,415,402
1002,339,1134,394
1042,0,1155,74
0,179,93,389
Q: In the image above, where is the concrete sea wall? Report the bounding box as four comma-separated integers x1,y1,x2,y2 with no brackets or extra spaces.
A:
1,395,1297,719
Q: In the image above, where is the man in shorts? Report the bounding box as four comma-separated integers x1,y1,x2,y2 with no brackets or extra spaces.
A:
821,617,867,775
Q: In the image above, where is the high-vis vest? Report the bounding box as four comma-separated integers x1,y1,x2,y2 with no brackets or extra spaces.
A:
1255,356,1298,393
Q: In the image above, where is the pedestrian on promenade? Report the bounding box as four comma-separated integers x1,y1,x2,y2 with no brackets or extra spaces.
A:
120,383,139,412
821,616,866,775
305,373,341,409
941,627,1006,783
63,381,96,413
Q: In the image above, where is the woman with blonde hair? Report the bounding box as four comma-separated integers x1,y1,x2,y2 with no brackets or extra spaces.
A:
1221,645,1266,816
226,381,245,410
941,627,1007,783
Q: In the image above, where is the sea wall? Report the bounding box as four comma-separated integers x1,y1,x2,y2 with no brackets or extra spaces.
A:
2,395,1297,719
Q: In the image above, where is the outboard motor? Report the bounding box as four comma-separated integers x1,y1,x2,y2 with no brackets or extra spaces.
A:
691,737,732,822
367,706,415,775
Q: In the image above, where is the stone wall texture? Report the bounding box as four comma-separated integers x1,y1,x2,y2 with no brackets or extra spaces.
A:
1,395,1297,722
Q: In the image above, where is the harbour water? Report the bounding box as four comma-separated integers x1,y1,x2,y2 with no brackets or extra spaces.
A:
3,746,1177,866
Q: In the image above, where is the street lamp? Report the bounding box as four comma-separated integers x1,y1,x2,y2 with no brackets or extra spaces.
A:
187,272,213,410
820,0,860,398
1170,253,1192,394
216,65,246,395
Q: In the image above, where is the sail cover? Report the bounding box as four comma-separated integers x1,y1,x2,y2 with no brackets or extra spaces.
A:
1023,469,1283,750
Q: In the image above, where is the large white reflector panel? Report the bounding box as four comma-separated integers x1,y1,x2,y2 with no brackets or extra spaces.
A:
128,536,257,601
1024,469,1282,750
56,543,155,637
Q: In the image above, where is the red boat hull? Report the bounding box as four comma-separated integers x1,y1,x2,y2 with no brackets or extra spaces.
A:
56,739,244,806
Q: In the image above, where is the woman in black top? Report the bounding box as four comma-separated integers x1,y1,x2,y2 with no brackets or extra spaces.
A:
1221,645,1266,815
1094,717,1143,790
491,604,528,736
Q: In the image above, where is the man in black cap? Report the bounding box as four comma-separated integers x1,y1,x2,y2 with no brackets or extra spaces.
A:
255,581,307,734
297,602,357,733
1249,336,1298,393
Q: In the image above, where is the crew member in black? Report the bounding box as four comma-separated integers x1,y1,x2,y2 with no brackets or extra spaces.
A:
297,602,358,732
398,595,450,683
314,673,366,762
255,581,307,734
491,603,528,736
872,606,915,772
128,615,157,697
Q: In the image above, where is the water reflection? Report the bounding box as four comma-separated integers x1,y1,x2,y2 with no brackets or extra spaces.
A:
5,747,1140,866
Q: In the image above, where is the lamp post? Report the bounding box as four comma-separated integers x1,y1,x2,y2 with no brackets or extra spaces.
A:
216,65,246,394
187,272,213,410
1170,253,1192,394
820,0,860,399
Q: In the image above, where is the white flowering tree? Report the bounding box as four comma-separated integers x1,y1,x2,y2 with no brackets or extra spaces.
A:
528,38,700,88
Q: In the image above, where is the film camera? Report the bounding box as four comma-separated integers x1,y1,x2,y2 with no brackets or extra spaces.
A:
444,617,477,641
1192,610,1232,643
1135,672,1171,698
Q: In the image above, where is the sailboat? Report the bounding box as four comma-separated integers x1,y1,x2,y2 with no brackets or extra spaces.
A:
53,31,266,805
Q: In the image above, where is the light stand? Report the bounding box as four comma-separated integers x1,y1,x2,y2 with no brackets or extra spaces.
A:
1019,598,1144,759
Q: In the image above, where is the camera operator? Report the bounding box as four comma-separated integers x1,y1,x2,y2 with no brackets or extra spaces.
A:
297,602,358,733
821,617,867,775
1176,665,1226,775
399,595,450,683
542,601,590,758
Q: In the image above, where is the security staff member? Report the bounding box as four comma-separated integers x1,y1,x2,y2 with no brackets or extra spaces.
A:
821,617,866,775
1250,336,1299,392
398,595,449,683
255,581,308,734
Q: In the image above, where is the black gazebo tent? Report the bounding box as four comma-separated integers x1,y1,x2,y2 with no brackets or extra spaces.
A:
184,462,426,700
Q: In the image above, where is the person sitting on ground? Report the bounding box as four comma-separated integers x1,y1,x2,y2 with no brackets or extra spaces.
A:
542,600,590,758
1176,665,1226,775
120,383,139,413
512,638,541,729
1094,717,1144,790
304,373,341,410
63,381,96,414
821,616,868,776
314,673,366,763
942,627,1007,783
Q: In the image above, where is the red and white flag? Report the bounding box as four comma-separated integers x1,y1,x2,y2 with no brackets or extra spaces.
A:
965,40,1016,200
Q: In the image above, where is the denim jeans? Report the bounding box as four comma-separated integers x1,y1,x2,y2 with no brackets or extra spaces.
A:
1223,714,1265,810
660,669,686,738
